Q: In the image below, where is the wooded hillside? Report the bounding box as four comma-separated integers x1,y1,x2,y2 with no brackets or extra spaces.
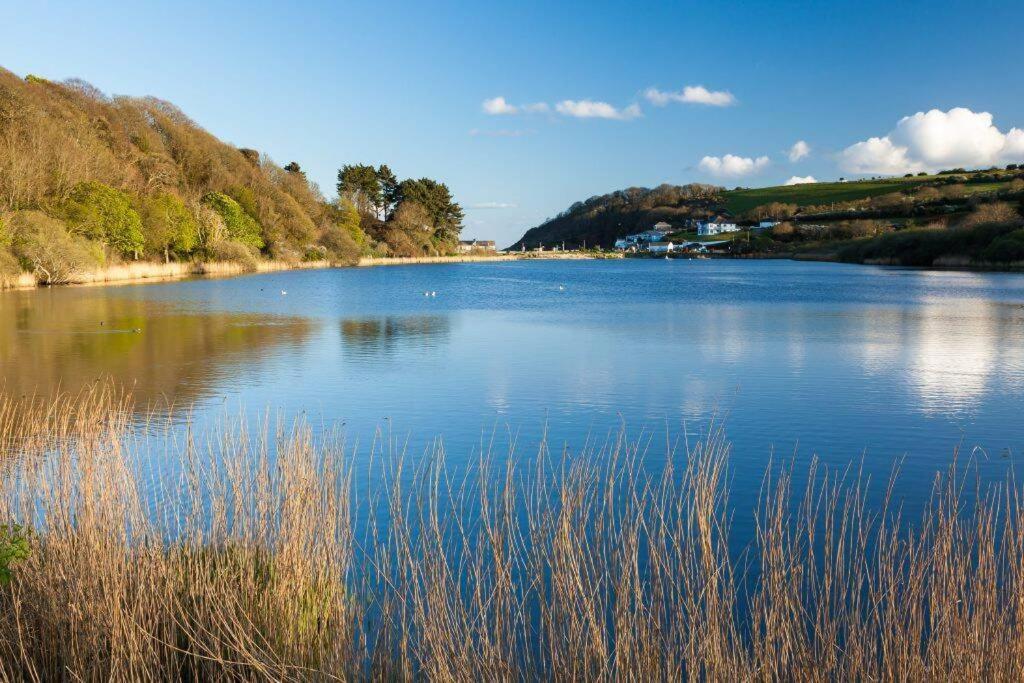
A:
0,68,463,285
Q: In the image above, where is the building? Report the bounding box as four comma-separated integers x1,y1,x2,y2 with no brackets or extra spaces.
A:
757,220,780,230
648,241,675,254
697,217,740,236
652,221,673,232
458,239,497,253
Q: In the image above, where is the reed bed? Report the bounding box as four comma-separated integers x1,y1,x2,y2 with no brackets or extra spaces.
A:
1,389,1023,680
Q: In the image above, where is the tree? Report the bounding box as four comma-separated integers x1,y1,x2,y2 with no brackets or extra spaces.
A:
337,164,382,217
9,210,104,283
140,193,199,262
320,199,363,262
201,192,264,250
377,164,400,219
395,178,463,242
284,161,304,176
60,181,144,259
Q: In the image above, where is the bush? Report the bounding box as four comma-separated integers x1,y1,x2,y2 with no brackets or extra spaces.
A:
140,193,198,262
981,229,1024,263
60,181,144,258
208,239,259,271
201,192,264,250
9,211,104,283
958,202,1022,230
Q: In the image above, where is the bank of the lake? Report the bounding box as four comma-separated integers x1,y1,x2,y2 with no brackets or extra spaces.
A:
0,251,611,291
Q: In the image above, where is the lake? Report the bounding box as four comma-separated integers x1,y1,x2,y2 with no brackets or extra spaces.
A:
3,258,1024,518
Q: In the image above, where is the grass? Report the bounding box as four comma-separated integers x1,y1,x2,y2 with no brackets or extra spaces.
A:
4,387,1024,678
723,179,926,215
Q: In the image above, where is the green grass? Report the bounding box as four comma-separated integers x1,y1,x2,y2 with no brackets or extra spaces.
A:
723,179,926,215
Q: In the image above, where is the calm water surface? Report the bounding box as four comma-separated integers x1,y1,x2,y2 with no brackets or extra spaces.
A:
3,259,1024,513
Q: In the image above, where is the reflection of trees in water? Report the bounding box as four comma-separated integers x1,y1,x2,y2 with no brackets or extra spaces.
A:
0,291,312,408
340,316,451,357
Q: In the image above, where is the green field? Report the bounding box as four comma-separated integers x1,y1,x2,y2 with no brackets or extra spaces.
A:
722,179,925,215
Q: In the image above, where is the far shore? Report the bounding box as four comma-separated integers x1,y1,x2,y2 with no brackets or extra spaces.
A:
0,251,606,292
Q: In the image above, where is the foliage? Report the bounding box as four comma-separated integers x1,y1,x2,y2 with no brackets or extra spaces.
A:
319,200,363,262
60,181,144,257
201,192,264,250
336,164,383,217
395,178,464,243
139,193,198,261
9,210,104,283
0,524,31,586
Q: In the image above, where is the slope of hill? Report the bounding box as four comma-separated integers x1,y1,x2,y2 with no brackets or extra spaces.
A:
0,67,464,287
510,184,722,250
513,170,1024,251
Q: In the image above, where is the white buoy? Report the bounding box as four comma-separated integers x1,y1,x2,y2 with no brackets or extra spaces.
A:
431,291,437,297
281,290,287,296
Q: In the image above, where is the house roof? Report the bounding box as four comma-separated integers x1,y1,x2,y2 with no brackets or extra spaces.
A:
649,241,674,247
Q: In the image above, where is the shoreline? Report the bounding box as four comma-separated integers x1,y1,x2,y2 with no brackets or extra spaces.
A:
0,252,602,292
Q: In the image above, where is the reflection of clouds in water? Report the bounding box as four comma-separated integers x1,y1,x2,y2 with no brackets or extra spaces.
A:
856,309,902,377
910,303,998,415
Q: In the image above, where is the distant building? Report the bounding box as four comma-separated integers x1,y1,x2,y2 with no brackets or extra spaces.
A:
697,217,739,236
648,241,675,254
458,239,497,253
652,221,673,232
758,220,780,229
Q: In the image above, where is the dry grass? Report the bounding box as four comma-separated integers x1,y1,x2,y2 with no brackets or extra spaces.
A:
2,389,1024,680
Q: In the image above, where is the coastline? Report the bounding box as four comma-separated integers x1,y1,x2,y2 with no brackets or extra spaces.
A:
0,252,603,292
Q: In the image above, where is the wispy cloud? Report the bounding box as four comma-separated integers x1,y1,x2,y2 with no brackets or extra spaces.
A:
785,175,817,185
482,96,549,115
788,140,811,162
469,128,533,138
555,99,642,120
698,154,770,177
644,85,736,107
469,202,518,209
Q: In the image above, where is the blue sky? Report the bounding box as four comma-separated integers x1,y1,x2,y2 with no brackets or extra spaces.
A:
3,1,1023,245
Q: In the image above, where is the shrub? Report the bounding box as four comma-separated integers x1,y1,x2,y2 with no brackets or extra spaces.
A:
60,181,144,258
9,211,104,283
201,192,264,250
140,193,198,262
208,239,259,271
958,201,1022,230
981,229,1024,263
0,524,31,585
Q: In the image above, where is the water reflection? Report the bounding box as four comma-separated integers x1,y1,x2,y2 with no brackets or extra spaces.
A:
339,315,451,360
0,289,313,408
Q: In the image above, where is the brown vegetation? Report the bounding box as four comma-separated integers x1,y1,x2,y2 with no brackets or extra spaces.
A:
4,389,1024,678
0,68,466,285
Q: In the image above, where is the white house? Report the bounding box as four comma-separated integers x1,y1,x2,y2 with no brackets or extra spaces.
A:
648,241,675,254
697,219,739,236
758,220,780,230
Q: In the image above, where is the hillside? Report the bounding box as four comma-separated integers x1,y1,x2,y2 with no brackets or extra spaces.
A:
0,68,463,286
513,170,1024,263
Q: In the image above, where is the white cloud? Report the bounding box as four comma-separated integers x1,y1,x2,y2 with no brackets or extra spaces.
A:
698,154,770,178
469,202,517,209
788,140,810,162
784,175,817,185
840,107,1024,174
644,85,736,107
482,96,517,115
555,99,642,120
481,97,549,116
